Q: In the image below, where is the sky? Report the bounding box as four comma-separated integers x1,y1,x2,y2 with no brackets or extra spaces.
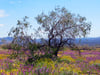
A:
0,0,100,38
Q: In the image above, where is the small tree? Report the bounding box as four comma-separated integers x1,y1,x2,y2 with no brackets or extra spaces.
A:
8,16,33,49
36,7,91,57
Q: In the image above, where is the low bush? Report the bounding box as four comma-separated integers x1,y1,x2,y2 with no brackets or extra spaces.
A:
2,43,21,51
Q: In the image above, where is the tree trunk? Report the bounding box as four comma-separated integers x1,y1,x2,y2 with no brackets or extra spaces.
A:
54,47,59,57
48,39,51,47
55,51,58,57
79,50,81,56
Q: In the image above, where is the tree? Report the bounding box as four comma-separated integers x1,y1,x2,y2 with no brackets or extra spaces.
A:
8,16,33,49
35,7,91,57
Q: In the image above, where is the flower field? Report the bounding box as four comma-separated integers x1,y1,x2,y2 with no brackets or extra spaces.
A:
0,48,100,75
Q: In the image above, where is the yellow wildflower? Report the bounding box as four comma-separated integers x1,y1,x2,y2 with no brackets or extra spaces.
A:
0,54,9,59
89,61,94,65
81,50,84,52
61,55,75,62
95,60,100,64
89,60,100,65
11,69,18,72
0,69,5,73
6,71,10,75
73,67,81,73
59,67,64,71
66,66,71,71
13,63,20,68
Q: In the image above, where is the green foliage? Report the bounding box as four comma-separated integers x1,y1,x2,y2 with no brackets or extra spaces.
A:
29,43,38,51
57,57,70,64
9,53,18,59
59,71,73,75
41,54,53,59
34,67,49,75
71,47,79,51
28,43,39,56
1,44,21,51
26,47,57,65
71,44,95,51
94,64,100,70
11,44,21,51
26,55,40,65
1,45,8,49
76,59,83,62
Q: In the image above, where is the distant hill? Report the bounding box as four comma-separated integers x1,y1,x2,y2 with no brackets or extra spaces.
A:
0,37,13,45
75,37,100,46
0,37,100,46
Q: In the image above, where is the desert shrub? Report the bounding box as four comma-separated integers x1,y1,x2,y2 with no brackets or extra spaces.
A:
9,52,18,59
28,43,38,51
94,64,100,70
71,44,95,51
81,45,92,50
57,57,70,64
28,43,40,57
2,43,21,51
59,71,73,75
26,46,58,65
1,44,8,49
1,44,20,52
26,53,53,65
11,44,21,51
34,67,49,75
26,55,40,65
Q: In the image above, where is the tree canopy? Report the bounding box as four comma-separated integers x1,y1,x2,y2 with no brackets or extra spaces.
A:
36,7,91,56
8,16,33,48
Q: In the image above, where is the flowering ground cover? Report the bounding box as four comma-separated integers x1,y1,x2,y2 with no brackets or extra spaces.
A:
0,48,100,75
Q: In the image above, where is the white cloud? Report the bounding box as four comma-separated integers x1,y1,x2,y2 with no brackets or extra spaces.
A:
0,24,4,27
18,0,22,4
9,0,22,4
0,10,8,18
9,1,15,4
